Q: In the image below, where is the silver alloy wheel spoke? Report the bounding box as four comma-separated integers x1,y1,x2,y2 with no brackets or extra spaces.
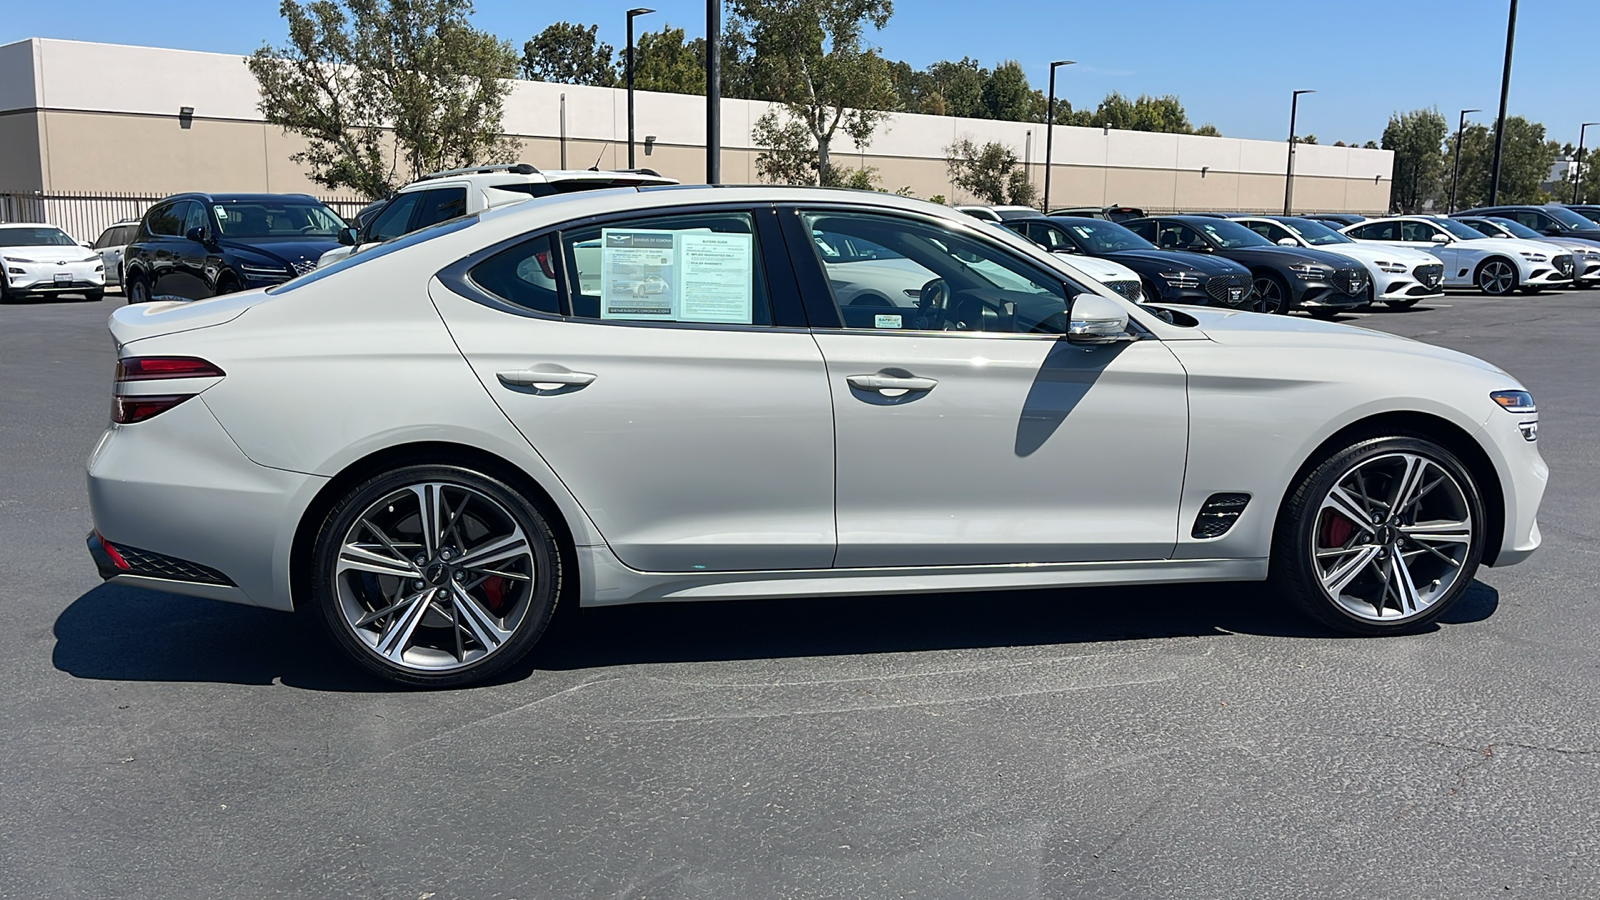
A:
1321,544,1382,596
1388,554,1422,614
1400,520,1473,544
338,543,419,579
1389,454,1427,513
451,583,513,652
1321,486,1378,534
374,591,433,662
455,531,530,569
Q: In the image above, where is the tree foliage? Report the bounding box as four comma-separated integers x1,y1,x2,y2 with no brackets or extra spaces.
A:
631,21,757,98
521,21,616,86
248,0,518,200
1381,108,1447,213
1448,117,1561,208
945,137,1034,206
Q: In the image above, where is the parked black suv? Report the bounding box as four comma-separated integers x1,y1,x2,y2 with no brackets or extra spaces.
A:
1453,204,1600,247
1124,215,1368,316
1013,216,1256,308
1046,205,1146,223
123,193,346,302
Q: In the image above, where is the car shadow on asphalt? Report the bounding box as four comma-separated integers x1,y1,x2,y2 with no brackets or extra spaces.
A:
52,578,1500,689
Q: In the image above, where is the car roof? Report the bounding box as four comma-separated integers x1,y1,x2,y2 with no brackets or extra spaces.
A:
159,192,324,204
0,222,62,229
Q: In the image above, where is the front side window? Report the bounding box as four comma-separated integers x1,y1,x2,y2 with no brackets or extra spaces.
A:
1351,221,1400,241
1026,223,1074,252
561,211,772,326
802,210,1072,334
1400,221,1442,242
1152,221,1205,251
181,202,208,237
1194,219,1273,249
412,188,469,230
1246,221,1293,244
366,193,423,243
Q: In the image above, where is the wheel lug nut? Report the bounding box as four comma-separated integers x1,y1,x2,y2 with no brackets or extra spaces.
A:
413,556,426,567
414,580,425,590
441,549,453,561
453,570,465,582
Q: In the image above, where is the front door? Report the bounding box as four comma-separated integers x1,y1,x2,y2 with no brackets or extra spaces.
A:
432,206,837,573
788,207,1190,568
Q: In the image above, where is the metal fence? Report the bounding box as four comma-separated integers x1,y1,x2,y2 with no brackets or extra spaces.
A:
0,191,368,243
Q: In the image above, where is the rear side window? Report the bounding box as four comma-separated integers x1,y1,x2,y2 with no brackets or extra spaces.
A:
1399,221,1437,243
413,188,468,229
1351,221,1400,241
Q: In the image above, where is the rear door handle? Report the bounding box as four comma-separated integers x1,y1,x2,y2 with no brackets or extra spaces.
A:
496,368,597,389
846,374,938,393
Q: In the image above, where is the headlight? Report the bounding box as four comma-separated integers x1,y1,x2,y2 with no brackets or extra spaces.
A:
3,256,35,263
1288,263,1329,281
1158,271,1201,289
1518,252,1547,263
1584,250,1600,261
1375,261,1407,274
95,264,105,271
1490,390,1536,413
237,262,291,278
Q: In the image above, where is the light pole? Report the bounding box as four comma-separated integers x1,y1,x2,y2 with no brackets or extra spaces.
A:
1574,122,1599,204
1448,108,1479,214
1283,89,1315,215
626,7,655,170
1042,60,1074,213
1488,0,1518,205
706,0,721,184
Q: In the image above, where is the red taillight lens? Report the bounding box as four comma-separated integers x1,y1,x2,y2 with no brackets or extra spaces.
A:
113,394,194,424
116,356,226,381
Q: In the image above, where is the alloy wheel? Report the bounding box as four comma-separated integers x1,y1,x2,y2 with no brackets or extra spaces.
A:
1311,452,1474,623
1477,260,1516,295
1251,277,1285,314
333,481,537,673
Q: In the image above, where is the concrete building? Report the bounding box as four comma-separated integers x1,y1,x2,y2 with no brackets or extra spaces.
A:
1,37,1393,237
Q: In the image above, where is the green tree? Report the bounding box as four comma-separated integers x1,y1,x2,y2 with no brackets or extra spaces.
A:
734,0,898,184
633,24,702,94
1381,108,1447,213
1449,117,1561,208
1300,134,1318,145
751,111,818,185
248,0,518,200
521,21,616,86
1561,148,1600,204
980,61,1044,122
1195,123,1222,137
1082,92,1194,133
945,136,1035,206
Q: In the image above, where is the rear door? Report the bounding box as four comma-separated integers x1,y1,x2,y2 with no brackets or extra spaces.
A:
432,204,838,572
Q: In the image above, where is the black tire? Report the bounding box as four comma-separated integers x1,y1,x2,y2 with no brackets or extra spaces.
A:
1518,286,1544,295
84,290,104,303
1384,297,1421,309
1251,272,1291,314
311,463,563,688
1270,434,1486,636
1306,307,1340,320
1141,278,1165,306
215,275,240,296
126,273,153,304
1474,257,1519,296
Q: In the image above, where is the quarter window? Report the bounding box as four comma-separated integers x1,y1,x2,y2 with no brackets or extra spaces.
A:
801,210,1073,334
145,203,183,237
467,235,561,315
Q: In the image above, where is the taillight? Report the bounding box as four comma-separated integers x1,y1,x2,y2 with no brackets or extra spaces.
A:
112,356,224,424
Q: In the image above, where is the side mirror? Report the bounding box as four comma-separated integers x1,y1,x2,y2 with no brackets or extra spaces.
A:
338,226,359,246
1050,247,1078,256
1186,242,1211,253
79,240,93,248
1276,236,1298,247
1430,233,1450,244
1066,292,1133,345
185,226,212,245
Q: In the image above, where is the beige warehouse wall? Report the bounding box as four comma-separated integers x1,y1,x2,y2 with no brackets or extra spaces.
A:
0,112,45,191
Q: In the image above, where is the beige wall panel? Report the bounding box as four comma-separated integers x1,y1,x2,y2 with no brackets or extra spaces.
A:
41,111,268,193
1103,166,1177,212
1173,170,1242,212
1040,164,1108,210
0,112,44,191
1287,176,1353,214
1237,174,1287,212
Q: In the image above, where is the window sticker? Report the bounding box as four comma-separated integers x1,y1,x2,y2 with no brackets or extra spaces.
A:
599,227,754,324
679,232,753,323
600,229,677,320
874,314,902,329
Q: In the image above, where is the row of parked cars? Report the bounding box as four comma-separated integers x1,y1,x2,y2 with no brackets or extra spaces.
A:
956,201,1600,316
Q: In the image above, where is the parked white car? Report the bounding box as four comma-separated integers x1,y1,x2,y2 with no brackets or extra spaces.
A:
1342,216,1574,295
90,218,140,288
0,223,105,302
1232,216,1444,309
87,186,1546,686
1454,216,1600,288
317,163,679,268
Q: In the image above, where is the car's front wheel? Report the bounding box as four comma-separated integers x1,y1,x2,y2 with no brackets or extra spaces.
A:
1271,435,1485,635
311,464,562,687
1475,258,1519,296
1251,273,1290,314
126,273,152,304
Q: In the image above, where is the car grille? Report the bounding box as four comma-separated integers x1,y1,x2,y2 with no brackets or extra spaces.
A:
1554,254,1574,278
1204,273,1251,305
291,259,318,276
114,543,235,585
1106,280,1142,302
1413,263,1443,289
1330,267,1369,297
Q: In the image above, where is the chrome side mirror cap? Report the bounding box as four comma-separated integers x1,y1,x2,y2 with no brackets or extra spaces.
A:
1066,291,1133,344
1276,236,1298,247
1431,233,1450,244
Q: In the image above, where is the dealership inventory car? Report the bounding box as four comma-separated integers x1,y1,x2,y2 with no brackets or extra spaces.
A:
1232,215,1444,308
1454,215,1600,288
1566,205,1600,225
1454,204,1600,247
1301,213,1368,229
1341,216,1574,295
0,222,105,302
1046,205,1146,223
86,186,1546,686
122,194,348,302
1124,215,1368,316
1013,216,1255,308
90,218,140,289
318,163,680,268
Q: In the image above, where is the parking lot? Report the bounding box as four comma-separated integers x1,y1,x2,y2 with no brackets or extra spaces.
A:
3,287,1598,898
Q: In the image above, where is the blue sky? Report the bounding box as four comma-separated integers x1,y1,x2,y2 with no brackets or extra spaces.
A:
4,0,1591,146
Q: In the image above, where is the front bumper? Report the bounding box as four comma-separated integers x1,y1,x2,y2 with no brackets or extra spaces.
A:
4,262,105,293
1476,407,1547,567
1295,284,1367,310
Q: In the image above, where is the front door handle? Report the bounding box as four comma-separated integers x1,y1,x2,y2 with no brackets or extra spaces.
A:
846,373,938,393
497,368,597,389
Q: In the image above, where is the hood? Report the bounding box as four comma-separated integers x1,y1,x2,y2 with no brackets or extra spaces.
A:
108,289,272,345
1309,242,1436,267
217,236,342,268
1104,248,1249,275
1217,245,1362,270
1180,306,1508,376
0,244,98,264
1460,236,1571,257
1052,252,1137,282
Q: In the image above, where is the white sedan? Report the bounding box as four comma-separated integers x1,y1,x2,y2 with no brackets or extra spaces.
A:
1232,215,1444,309
86,186,1547,686
0,223,105,302
1342,216,1574,295
1453,216,1600,288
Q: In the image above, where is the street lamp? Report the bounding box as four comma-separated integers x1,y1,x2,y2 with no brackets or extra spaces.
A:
1574,122,1599,204
626,7,655,170
1488,0,1518,205
1283,89,1315,215
1042,60,1074,213
1448,108,1480,214
706,0,721,184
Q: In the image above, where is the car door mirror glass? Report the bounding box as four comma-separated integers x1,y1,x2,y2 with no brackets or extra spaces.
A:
339,226,358,246
1066,292,1132,345
184,226,209,244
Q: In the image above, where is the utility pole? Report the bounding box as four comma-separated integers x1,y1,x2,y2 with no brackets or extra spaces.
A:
1284,89,1315,215
1042,60,1074,213
1574,123,1598,204
1488,0,1517,205
705,0,721,184
1448,108,1479,214
626,8,655,169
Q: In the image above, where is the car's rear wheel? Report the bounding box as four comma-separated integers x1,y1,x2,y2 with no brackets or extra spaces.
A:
311,464,562,687
1475,258,1519,296
1271,435,1485,635
1251,273,1290,314
126,273,152,304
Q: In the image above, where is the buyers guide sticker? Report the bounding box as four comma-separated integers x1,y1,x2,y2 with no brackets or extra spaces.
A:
599,228,753,324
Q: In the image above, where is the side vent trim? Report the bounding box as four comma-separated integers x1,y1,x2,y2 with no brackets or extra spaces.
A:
1192,493,1251,539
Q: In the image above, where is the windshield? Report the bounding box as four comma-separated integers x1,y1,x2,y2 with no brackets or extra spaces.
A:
1483,217,1543,239
0,226,76,247
1545,206,1597,230
1280,217,1353,245
269,216,477,294
214,201,345,239
1058,219,1157,253
1195,219,1274,249
1439,219,1488,240
1571,207,1600,225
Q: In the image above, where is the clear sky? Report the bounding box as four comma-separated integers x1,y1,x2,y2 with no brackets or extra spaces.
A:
3,0,1591,147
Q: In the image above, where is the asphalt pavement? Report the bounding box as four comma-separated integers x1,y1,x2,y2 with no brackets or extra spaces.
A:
2,288,1597,899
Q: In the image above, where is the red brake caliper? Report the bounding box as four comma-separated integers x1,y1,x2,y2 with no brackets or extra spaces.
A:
1319,512,1354,548
482,576,507,613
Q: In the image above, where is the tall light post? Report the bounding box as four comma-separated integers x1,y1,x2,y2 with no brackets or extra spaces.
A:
625,7,655,170
1041,60,1074,213
1574,122,1599,204
1488,0,1518,205
1448,108,1480,214
706,0,721,184
1283,89,1315,215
